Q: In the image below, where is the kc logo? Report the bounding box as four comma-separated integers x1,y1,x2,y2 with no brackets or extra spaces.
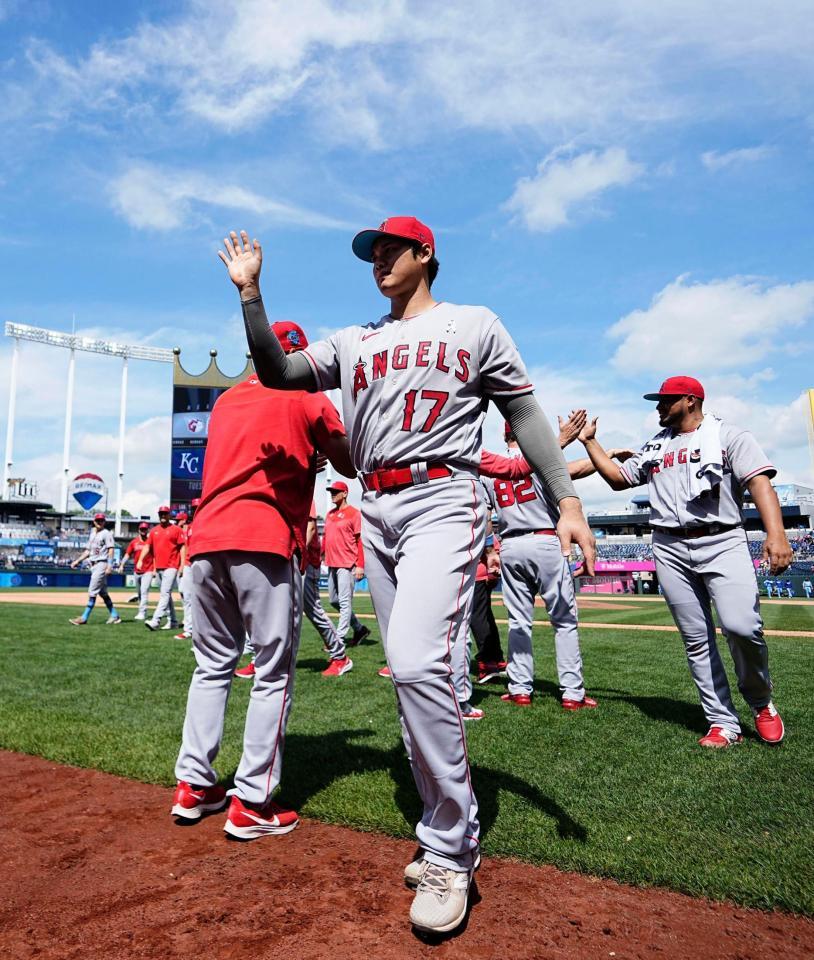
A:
36,575,49,587
179,453,200,473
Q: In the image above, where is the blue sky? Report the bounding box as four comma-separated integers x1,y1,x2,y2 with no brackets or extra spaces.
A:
1,0,813,517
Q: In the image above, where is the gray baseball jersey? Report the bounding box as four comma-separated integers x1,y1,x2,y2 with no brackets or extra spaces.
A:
87,527,115,563
482,448,558,536
302,303,533,471
619,420,775,527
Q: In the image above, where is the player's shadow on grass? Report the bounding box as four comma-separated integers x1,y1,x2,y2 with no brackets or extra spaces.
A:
262,728,586,846
592,687,707,734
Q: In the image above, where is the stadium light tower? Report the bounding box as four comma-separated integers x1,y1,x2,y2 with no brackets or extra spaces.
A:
3,322,175,535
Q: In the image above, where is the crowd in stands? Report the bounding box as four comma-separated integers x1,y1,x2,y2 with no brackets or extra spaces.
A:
596,542,653,560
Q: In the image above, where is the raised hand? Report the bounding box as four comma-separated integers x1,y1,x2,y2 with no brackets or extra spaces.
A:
558,409,587,448
578,416,598,443
217,230,263,298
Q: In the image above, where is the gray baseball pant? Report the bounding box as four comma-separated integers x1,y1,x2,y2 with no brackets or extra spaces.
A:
179,566,194,635
653,527,772,736
303,565,345,660
327,567,363,638
88,561,112,606
362,473,484,873
149,567,179,627
175,551,302,804
135,571,152,617
450,592,474,705
500,535,586,700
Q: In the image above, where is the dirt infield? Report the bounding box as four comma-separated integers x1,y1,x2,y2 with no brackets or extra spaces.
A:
1,751,812,960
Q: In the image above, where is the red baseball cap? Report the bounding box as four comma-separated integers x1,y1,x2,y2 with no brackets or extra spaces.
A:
93,512,106,521
176,512,189,522
190,498,201,507
272,320,308,353
643,376,705,401
158,504,171,514
327,480,349,493
352,216,435,263
138,522,149,530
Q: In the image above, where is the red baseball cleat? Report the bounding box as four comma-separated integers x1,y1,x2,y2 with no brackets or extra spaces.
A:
171,781,228,821
753,702,784,744
476,660,507,684
224,796,299,839
321,656,353,677
561,695,598,711
234,661,256,679
459,702,485,721
501,692,532,707
377,666,392,678
698,726,743,748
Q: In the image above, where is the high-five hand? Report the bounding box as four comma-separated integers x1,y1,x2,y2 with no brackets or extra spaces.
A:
558,409,587,448
218,230,262,299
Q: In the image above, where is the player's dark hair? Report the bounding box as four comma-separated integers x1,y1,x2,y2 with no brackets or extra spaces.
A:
409,241,440,288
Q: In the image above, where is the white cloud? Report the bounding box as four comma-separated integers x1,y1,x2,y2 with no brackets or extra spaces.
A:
8,1,814,149
76,416,170,460
504,147,643,232
109,163,353,231
609,275,814,374
701,146,775,171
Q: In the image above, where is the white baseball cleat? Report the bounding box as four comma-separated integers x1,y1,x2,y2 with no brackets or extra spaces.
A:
409,862,473,934
405,851,480,888
133,613,146,621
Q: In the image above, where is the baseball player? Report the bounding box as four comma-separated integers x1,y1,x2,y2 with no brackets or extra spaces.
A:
171,351,352,837
137,506,185,631
803,578,813,599
220,219,594,934
580,375,792,748
323,480,370,646
481,423,633,709
784,578,794,598
118,521,153,620
69,513,121,625
763,577,773,598
473,416,632,709
176,502,200,640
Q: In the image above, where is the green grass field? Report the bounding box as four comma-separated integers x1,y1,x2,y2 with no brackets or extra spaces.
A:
1,593,812,915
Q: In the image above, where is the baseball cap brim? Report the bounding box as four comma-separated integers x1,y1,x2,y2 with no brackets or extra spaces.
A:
352,229,389,263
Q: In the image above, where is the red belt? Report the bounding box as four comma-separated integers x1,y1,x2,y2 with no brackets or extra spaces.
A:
502,528,557,539
362,462,451,493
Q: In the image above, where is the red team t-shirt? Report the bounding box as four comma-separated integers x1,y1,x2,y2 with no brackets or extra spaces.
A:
190,379,346,561
146,523,185,569
126,536,154,572
323,504,364,568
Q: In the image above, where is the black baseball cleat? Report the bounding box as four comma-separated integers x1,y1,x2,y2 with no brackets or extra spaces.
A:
347,625,371,647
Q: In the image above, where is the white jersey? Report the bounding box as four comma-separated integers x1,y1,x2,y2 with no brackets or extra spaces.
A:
620,421,775,528
302,302,532,472
483,447,558,536
87,527,114,563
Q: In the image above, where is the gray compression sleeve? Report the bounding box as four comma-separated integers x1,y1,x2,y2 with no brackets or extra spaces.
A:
242,296,316,389
494,393,577,504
